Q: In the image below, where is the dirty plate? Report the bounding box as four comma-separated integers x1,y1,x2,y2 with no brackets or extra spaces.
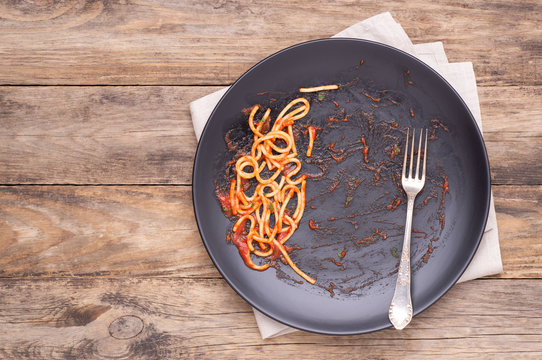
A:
192,39,490,335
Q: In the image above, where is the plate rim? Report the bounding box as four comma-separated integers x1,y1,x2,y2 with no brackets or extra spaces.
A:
191,37,491,335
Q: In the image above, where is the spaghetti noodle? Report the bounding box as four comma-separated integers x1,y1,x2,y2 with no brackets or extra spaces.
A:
307,126,316,157
299,84,339,92
226,97,316,284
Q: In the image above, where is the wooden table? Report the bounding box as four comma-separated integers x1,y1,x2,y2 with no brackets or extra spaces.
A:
0,1,540,358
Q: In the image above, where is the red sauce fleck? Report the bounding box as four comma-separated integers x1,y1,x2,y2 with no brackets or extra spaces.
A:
309,219,319,230
423,245,435,263
241,178,251,191
329,258,342,267
226,233,231,243
328,116,339,123
422,253,430,263
408,80,414,85
241,107,254,116
363,92,381,102
269,243,281,261
412,228,427,238
216,189,232,217
342,116,349,122
231,219,252,267
355,235,374,246
331,153,346,163
310,205,316,209
391,173,398,188
409,107,415,118
390,144,400,159
328,217,336,221
355,229,387,246
329,179,340,192
329,142,344,154
439,213,445,229
277,231,289,244
333,100,339,107
389,99,399,105
346,220,358,230
423,193,436,205
282,163,296,176
361,137,369,163
224,130,237,152
327,282,336,295
440,175,450,204
340,251,346,258
375,228,387,240
260,117,271,133
405,69,410,75
368,118,374,130
345,99,350,104
366,162,384,183
386,197,402,211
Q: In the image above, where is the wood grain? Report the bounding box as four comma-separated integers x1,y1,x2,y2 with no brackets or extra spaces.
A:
0,0,540,86
0,86,215,185
0,185,539,279
0,186,215,278
0,278,540,359
1,85,540,185
492,185,542,279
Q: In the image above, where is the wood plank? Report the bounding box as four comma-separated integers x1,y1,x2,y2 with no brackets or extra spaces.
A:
0,185,539,279
0,278,540,359
492,185,542,279
480,86,542,135
0,86,218,185
0,1,539,85
0,186,217,278
1,85,540,185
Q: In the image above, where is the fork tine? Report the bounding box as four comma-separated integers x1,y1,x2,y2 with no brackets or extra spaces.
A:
422,128,428,180
402,128,409,179
409,128,415,179
415,128,423,180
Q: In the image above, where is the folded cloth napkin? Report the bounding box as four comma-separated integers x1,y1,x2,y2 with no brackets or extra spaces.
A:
189,12,503,339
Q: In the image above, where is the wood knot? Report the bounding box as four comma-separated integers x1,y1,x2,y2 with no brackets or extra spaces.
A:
108,315,144,339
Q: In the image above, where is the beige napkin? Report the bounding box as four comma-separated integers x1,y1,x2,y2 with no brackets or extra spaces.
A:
189,12,503,339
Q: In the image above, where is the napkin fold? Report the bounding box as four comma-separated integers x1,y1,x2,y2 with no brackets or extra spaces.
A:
190,12,502,339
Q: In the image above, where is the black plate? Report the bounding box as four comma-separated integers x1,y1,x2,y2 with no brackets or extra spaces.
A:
192,39,490,335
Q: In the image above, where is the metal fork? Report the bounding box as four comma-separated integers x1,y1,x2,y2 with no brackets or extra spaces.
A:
389,128,428,330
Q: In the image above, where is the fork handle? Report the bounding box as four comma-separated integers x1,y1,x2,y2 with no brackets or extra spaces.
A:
388,195,415,330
